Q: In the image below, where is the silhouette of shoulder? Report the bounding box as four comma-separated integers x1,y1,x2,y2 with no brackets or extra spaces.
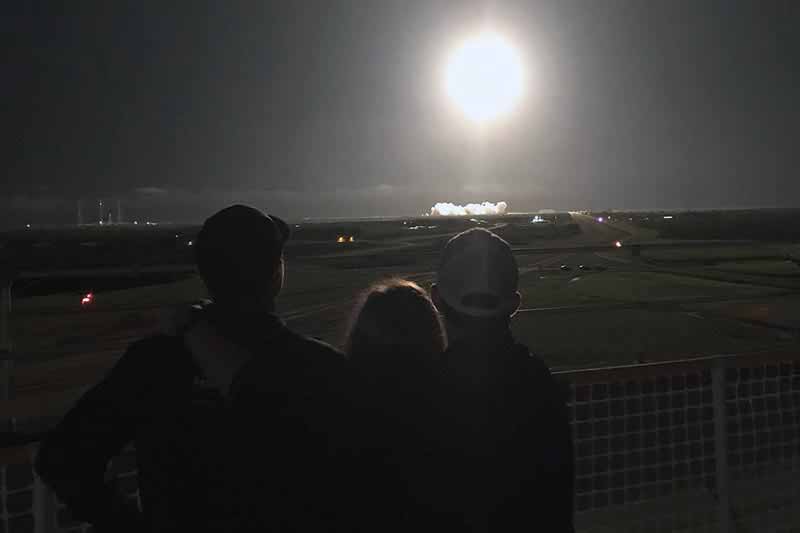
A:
98,334,198,404
231,328,346,387
515,347,560,388
500,344,567,417
119,334,193,373
284,329,346,362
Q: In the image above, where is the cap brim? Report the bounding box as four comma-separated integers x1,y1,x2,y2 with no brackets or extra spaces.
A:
438,286,517,318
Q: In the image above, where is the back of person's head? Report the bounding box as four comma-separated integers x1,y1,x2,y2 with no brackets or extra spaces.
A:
346,279,446,378
196,205,289,308
432,228,521,335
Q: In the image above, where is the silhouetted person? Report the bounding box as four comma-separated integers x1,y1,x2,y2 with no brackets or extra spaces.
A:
35,205,358,532
345,279,449,530
430,228,575,532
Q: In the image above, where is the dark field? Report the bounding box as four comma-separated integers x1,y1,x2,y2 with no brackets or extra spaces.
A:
3,208,799,375
593,208,800,242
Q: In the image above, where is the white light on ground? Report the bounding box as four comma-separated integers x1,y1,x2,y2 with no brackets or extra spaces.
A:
26,224,31,229
443,31,525,123
615,241,623,248
597,217,604,223
663,215,674,220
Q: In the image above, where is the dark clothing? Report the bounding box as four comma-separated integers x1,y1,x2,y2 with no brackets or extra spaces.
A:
432,331,575,532
35,308,357,532
351,363,452,532
228,321,362,532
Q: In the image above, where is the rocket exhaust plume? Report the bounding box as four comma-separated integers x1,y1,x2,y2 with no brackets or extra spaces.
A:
430,201,508,216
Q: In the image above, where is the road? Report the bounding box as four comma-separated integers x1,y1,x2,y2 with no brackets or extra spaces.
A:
568,212,631,245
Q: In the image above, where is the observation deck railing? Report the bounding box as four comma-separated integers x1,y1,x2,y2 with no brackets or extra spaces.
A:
2,347,799,532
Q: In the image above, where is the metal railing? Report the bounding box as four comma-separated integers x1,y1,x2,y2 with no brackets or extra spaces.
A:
558,349,800,532
2,348,799,532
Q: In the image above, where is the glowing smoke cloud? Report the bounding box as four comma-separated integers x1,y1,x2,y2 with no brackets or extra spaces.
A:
430,201,508,216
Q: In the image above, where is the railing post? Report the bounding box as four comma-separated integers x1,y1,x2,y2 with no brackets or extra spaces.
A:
1,278,16,433
1,358,14,433
33,447,59,533
0,280,11,353
712,362,731,533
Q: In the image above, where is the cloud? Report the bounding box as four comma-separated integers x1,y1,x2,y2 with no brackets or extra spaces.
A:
430,201,508,216
0,194,68,211
134,186,169,196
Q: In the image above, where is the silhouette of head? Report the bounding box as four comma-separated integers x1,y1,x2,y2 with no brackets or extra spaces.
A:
346,279,446,377
196,205,289,308
432,228,521,330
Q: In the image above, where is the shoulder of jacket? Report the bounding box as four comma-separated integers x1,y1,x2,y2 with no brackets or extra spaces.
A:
128,333,182,352
283,328,345,360
512,346,560,384
119,334,195,379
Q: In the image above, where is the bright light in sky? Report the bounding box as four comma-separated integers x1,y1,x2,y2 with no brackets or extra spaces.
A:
443,31,525,124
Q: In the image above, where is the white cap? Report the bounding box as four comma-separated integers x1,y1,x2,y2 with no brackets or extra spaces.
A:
436,228,518,317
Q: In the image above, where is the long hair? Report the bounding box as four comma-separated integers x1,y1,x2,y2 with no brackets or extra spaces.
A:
345,279,446,378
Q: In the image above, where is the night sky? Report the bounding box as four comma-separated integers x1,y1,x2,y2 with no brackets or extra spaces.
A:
4,1,799,227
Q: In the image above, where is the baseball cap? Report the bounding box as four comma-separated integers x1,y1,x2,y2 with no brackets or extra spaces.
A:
196,205,289,297
436,228,519,318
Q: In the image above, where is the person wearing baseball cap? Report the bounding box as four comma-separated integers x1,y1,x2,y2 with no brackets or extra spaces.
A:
36,205,362,532
430,228,575,532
